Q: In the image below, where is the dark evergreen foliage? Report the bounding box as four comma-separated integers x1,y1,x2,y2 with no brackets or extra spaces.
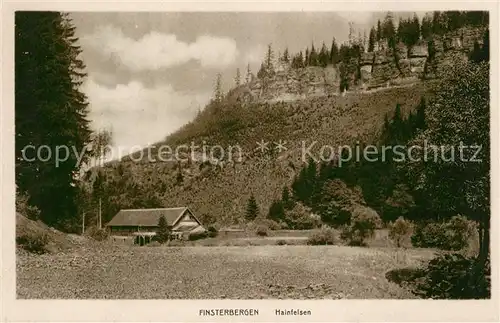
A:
156,216,170,243
245,194,259,221
368,27,376,52
329,38,339,64
15,12,92,229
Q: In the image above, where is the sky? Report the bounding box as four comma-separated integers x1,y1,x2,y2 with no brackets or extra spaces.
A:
71,12,420,154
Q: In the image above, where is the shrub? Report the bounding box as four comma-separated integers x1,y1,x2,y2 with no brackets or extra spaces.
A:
148,241,161,247
85,227,109,241
16,192,41,220
412,253,490,299
188,231,208,241
446,215,475,250
276,239,287,245
285,203,320,230
250,218,281,231
256,225,269,236
411,215,474,251
388,216,413,247
16,233,49,254
307,227,336,245
340,206,381,246
207,226,218,238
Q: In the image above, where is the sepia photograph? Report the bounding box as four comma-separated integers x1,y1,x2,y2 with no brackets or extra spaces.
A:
3,3,497,321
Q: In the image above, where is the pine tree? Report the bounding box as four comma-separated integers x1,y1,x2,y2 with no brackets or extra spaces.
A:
213,73,223,101
246,63,252,83
257,62,267,79
398,14,421,53
291,51,304,69
368,27,376,52
15,12,92,228
283,47,289,63
414,96,426,131
329,38,339,65
319,42,329,67
421,13,433,39
432,11,445,36
245,194,259,221
281,186,294,209
412,13,421,42
292,168,308,202
309,43,318,66
363,30,368,51
234,68,241,86
298,51,304,67
392,103,404,142
304,48,310,66
176,165,183,185
265,43,274,72
376,19,382,41
267,200,285,221
348,22,355,45
156,216,170,243
383,12,397,48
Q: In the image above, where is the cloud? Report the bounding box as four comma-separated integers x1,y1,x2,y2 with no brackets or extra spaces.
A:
83,77,211,157
243,44,266,65
81,25,239,72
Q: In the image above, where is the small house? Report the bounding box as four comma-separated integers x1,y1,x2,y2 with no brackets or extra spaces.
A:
106,207,205,244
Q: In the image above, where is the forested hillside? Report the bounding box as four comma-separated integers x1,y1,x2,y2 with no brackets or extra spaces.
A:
14,10,491,302
75,11,489,232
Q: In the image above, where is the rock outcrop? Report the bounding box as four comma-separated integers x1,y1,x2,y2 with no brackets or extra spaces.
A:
236,26,486,104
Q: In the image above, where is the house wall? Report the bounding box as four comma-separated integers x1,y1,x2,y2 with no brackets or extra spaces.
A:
172,211,201,231
108,225,158,235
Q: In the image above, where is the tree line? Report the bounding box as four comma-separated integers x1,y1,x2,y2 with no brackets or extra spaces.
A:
255,11,488,75
267,37,489,262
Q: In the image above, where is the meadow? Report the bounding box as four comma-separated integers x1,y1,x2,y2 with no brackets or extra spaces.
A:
17,234,436,299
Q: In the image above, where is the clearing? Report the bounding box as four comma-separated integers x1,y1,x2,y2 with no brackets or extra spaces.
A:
17,245,435,299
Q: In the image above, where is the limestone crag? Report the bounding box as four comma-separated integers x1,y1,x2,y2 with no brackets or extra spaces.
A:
236,26,485,104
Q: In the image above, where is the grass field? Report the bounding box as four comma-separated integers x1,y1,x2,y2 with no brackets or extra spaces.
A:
17,244,435,299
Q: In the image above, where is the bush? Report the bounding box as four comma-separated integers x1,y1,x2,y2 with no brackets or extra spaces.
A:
411,216,474,250
284,203,320,230
188,231,208,241
412,253,490,299
255,225,269,236
276,239,287,245
16,192,41,220
252,218,281,231
388,216,413,247
85,227,109,241
340,206,381,246
207,226,218,238
307,227,336,245
16,233,49,254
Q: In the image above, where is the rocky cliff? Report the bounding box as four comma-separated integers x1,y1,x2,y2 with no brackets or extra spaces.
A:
237,26,485,103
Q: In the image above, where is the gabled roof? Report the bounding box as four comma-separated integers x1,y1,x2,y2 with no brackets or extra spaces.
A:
106,207,192,227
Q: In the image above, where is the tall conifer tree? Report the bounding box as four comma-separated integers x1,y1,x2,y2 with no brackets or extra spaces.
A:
15,12,92,228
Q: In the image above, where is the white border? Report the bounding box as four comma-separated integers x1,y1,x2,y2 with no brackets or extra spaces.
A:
1,1,499,322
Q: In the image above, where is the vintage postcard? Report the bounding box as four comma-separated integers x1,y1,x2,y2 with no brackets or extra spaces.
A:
1,1,498,322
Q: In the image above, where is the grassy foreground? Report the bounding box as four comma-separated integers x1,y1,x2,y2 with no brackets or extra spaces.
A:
17,245,435,299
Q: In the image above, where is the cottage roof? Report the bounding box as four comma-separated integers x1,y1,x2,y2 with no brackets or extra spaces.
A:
106,207,190,227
